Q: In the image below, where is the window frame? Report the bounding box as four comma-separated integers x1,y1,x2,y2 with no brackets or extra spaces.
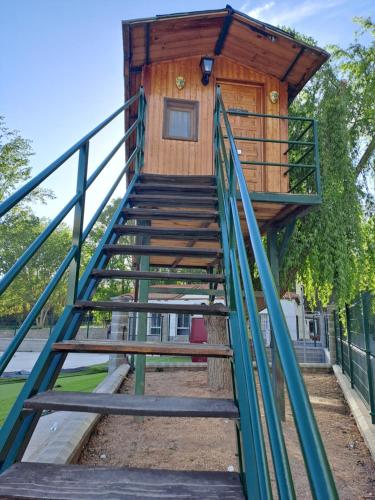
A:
149,313,162,337
162,98,199,142
176,313,191,336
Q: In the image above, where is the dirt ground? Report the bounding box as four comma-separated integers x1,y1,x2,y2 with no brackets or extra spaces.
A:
79,368,375,499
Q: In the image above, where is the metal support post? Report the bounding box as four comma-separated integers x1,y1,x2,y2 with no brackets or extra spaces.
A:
267,228,285,421
345,305,354,388
362,292,375,424
67,142,89,305
134,220,150,396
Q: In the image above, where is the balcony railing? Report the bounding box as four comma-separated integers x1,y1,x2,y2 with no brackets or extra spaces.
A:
223,108,321,197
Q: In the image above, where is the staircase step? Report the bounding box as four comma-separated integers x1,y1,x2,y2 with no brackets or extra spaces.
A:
0,462,244,499
113,225,220,240
148,286,225,296
135,183,217,193
129,194,218,207
140,173,216,185
53,340,233,357
91,269,225,283
74,300,229,316
123,208,218,221
103,244,222,258
24,391,239,418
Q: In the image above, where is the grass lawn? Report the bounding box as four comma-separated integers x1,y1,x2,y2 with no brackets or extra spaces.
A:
146,356,192,363
0,364,108,426
0,357,195,426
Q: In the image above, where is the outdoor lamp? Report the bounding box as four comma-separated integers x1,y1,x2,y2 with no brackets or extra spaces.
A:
200,56,214,85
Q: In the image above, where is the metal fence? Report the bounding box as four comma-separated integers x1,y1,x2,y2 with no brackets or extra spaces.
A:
334,292,375,424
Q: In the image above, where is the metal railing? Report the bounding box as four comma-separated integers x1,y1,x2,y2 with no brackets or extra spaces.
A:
0,88,145,377
335,292,375,424
224,102,321,195
0,88,146,469
215,85,337,499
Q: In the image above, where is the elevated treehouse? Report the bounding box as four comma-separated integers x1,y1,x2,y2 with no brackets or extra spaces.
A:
0,6,337,500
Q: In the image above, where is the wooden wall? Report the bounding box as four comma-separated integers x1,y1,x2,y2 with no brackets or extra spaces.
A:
143,56,214,176
142,55,289,192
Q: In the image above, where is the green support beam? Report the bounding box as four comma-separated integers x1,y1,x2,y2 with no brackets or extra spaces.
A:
267,228,285,422
134,221,150,396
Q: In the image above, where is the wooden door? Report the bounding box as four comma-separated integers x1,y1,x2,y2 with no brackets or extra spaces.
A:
219,82,264,192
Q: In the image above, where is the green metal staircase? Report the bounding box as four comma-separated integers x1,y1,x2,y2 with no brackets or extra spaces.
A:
0,87,338,498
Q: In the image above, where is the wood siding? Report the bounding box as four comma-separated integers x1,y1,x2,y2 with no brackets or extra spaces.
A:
143,57,214,176
143,55,289,192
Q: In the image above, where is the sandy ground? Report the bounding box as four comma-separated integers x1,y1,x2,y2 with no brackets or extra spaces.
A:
79,369,375,499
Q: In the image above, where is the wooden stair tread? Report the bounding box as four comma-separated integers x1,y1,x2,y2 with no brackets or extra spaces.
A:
135,183,217,192
103,244,222,258
139,173,216,184
0,462,244,499
53,340,232,357
130,194,218,204
24,391,239,418
113,225,220,240
91,269,225,283
74,300,228,316
123,208,218,220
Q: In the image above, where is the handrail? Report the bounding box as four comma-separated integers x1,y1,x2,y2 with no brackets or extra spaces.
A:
215,85,338,498
0,92,140,217
222,101,319,195
226,109,313,122
0,88,146,377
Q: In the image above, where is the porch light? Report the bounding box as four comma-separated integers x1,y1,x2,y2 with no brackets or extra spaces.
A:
200,56,214,86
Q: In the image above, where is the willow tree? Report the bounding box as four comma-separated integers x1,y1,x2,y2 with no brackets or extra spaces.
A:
280,18,374,308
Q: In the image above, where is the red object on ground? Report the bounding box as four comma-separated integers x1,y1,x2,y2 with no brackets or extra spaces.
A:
189,317,208,362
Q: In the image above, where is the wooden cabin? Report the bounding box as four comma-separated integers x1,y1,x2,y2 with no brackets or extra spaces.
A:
122,6,328,269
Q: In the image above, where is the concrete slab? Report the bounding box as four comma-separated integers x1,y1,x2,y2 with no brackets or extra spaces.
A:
333,364,375,461
23,364,129,464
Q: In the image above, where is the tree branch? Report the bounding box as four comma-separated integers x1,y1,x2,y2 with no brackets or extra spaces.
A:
356,136,375,177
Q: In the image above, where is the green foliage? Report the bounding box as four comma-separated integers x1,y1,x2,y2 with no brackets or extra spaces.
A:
329,17,375,211
0,210,71,325
0,117,70,326
280,19,374,308
0,116,33,200
81,197,133,322
0,116,52,205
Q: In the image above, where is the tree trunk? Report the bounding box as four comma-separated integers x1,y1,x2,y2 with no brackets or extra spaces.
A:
205,316,232,391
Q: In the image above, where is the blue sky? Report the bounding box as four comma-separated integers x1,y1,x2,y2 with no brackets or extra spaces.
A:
1,0,373,224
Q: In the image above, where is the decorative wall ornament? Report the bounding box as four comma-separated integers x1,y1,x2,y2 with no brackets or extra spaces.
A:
269,90,279,104
176,76,185,90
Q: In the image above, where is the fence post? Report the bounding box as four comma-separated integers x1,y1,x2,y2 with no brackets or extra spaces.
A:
362,292,375,424
328,306,337,365
339,315,345,374
345,305,354,388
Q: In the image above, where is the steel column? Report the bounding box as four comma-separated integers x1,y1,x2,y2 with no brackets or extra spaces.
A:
267,228,286,421
67,142,89,305
134,220,150,396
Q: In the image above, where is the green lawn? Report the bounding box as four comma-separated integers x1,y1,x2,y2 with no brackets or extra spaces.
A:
0,357,194,426
0,364,108,426
146,356,192,363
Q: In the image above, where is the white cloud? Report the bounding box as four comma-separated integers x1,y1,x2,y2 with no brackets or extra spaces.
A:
242,0,346,27
247,1,275,19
